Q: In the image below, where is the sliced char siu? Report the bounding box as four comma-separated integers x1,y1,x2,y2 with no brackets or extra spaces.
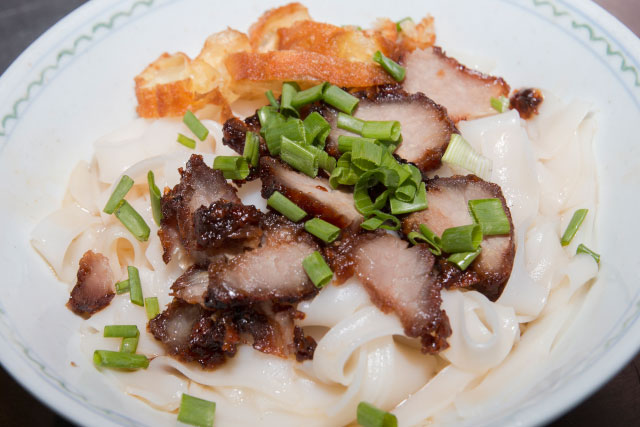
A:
402,46,510,122
402,175,515,301
67,250,115,318
326,232,451,353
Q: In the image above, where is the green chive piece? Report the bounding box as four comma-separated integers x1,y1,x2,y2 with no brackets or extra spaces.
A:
115,279,130,295
280,137,319,177
448,247,482,270
419,223,442,255
302,251,333,288
323,85,359,114
267,191,307,222
561,209,588,246
490,96,510,113
312,147,337,173
373,50,406,82
407,230,442,256
147,171,163,226
360,210,401,231
357,401,398,427
353,169,398,215
396,17,413,32
351,139,384,170
468,198,510,235
303,112,331,147
440,224,483,254
93,350,149,370
257,106,286,138
265,90,279,109
280,82,300,117
337,135,377,153
103,175,134,214
442,134,492,180
265,118,306,155
178,394,216,427
337,112,365,134
145,297,160,320
119,337,139,354
104,325,139,338
177,133,196,149
183,110,209,141
292,83,327,108
304,218,341,243
115,200,150,242
394,182,417,202
576,243,600,264
212,156,250,180
127,266,144,307
243,131,260,167
361,120,401,142
389,182,428,215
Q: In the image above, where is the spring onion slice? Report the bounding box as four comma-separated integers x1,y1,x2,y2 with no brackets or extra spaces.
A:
93,350,149,370
103,175,134,214
389,182,428,215
104,325,139,338
361,120,401,142
576,243,600,264
323,85,359,114
115,279,130,295
448,247,482,271
119,337,139,354
265,118,306,155
561,209,588,246
177,394,217,427
115,201,150,242
442,134,492,180
183,110,209,141
303,112,331,147
280,137,319,177
468,198,510,235
145,297,160,320
212,156,250,180
372,50,406,82
257,106,286,137
407,229,442,256
127,265,144,307
243,131,260,167
490,96,510,113
147,171,163,226
357,402,398,427
351,139,384,170
305,218,340,243
267,191,307,222
280,81,300,117
440,224,482,254
302,251,333,288
265,90,279,109
420,223,442,253
337,112,365,134
360,210,401,231
177,133,196,149
337,135,377,153
292,83,327,108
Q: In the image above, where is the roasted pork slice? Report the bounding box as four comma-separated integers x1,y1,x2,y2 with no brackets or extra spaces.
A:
324,85,458,173
67,250,115,318
326,232,451,353
510,88,544,119
402,46,510,122
172,265,210,306
402,175,515,301
260,156,362,229
222,116,264,155
194,201,263,251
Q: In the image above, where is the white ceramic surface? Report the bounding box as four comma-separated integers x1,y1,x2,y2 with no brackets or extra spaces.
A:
1,0,639,425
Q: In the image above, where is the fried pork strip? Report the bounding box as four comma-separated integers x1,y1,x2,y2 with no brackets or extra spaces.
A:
67,250,115,318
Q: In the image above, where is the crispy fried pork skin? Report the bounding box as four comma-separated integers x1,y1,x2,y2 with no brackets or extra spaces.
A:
402,47,510,122
326,232,451,353
248,2,311,52
260,156,362,228
205,213,319,309
324,85,458,173
402,175,515,301
67,251,115,318
510,88,544,119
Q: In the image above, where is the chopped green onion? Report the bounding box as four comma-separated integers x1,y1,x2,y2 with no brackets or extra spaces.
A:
280,81,300,117
389,182,428,215
183,110,209,141
394,182,417,202
360,210,401,231
420,223,442,255
178,394,216,427
440,224,482,254
337,112,365,134
396,17,413,32
351,139,384,170
212,156,250,180
280,137,319,177
177,133,196,149
302,251,333,288
353,169,399,215
257,106,286,137
303,112,331,147
103,175,134,214
490,96,510,113
93,350,149,370
267,191,307,222
292,83,327,108
243,131,260,167
265,118,306,155
304,218,340,243
357,401,398,427
448,247,482,270
265,90,279,109
314,148,337,173
127,266,144,307
337,135,377,153
442,134,492,180
115,279,130,295
373,50,406,82
407,230,442,256
576,243,600,264
361,120,401,142
104,325,139,338
147,171,163,226
468,198,510,235
145,297,160,320
323,85,359,114
561,209,588,246
119,337,139,354
115,200,150,242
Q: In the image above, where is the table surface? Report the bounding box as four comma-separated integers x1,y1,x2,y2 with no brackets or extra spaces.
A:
1,0,639,426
